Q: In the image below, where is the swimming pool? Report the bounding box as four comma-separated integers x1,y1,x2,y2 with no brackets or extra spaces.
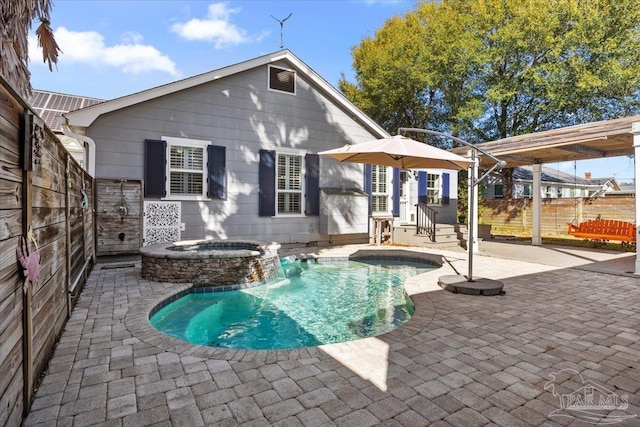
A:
149,258,435,350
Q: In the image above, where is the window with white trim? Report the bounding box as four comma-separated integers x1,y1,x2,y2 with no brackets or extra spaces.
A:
269,65,296,94
523,184,532,198
144,137,226,200
427,173,441,204
277,153,302,214
165,137,209,198
545,186,554,198
371,165,388,213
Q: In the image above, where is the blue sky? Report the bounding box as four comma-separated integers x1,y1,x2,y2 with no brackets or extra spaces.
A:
28,0,634,182
29,0,413,99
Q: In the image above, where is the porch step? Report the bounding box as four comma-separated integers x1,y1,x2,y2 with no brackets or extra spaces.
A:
392,223,477,249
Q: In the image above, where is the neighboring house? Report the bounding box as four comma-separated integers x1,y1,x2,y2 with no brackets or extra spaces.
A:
27,89,104,166
605,182,635,197
62,50,458,251
484,165,621,199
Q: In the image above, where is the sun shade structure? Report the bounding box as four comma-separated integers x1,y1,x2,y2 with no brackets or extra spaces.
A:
449,115,640,169
319,135,473,170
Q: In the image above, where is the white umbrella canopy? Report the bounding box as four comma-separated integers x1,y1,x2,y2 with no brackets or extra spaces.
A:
318,135,472,170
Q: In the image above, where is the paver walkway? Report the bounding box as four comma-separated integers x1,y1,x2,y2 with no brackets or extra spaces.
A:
23,244,640,426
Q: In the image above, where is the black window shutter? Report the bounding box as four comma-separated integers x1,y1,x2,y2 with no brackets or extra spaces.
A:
392,167,400,217
418,171,427,204
442,172,450,205
305,153,320,216
207,145,226,199
259,149,276,217
363,164,372,215
144,139,166,197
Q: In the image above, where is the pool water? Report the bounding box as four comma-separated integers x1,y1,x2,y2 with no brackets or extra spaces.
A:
149,259,434,350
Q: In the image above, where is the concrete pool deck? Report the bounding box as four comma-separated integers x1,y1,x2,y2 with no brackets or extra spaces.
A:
24,241,640,426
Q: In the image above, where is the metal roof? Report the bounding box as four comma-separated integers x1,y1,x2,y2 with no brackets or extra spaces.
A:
27,89,104,132
451,115,639,169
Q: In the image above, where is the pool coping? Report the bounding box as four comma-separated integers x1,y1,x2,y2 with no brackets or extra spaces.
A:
140,239,281,259
124,248,444,361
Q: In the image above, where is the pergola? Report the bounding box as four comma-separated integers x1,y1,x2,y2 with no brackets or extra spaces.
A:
450,115,640,274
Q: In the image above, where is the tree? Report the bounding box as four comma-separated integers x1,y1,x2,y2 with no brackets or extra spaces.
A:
340,0,640,200
1,0,60,98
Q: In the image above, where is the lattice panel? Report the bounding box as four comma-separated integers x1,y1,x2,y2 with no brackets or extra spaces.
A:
143,201,181,246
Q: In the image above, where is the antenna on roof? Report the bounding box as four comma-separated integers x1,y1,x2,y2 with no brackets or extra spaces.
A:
271,13,292,49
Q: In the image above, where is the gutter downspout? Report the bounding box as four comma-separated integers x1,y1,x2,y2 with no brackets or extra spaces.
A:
61,117,96,176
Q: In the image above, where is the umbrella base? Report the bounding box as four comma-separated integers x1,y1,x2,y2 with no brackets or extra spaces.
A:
438,275,504,296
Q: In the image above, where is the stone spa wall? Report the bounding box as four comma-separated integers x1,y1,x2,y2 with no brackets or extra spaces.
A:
140,240,281,288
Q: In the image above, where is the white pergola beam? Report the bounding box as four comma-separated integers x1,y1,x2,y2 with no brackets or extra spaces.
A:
632,122,640,275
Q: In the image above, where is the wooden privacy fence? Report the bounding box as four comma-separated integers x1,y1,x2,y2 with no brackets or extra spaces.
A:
0,77,95,425
480,197,635,236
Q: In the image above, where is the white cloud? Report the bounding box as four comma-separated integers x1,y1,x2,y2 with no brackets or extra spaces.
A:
121,31,144,44
171,2,258,48
29,27,180,77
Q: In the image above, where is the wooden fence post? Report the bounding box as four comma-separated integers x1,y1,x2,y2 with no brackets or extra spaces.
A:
21,112,33,413
65,156,72,318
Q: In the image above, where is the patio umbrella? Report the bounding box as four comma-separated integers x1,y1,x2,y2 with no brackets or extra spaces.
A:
318,135,472,170
319,131,504,291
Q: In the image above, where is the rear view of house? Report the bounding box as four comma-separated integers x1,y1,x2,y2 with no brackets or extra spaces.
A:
63,50,459,255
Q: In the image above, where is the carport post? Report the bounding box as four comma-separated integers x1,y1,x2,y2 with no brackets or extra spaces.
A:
532,164,542,245
632,123,640,275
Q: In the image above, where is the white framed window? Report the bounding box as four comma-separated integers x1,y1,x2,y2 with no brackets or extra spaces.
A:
494,184,504,199
164,137,209,199
545,186,554,198
277,153,303,215
371,165,389,213
427,173,441,204
523,184,532,198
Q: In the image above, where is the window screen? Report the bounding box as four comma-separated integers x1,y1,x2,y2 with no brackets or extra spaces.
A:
269,66,296,93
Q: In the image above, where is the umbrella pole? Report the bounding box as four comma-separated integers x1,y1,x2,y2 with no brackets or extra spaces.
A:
394,127,506,294
467,150,476,282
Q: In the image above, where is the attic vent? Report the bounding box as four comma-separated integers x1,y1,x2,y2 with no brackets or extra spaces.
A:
269,65,296,94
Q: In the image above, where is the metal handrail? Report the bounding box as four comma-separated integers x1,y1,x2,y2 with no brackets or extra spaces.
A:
416,203,437,242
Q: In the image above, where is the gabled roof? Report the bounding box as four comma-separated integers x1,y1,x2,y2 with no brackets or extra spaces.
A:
63,50,390,139
28,89,104,131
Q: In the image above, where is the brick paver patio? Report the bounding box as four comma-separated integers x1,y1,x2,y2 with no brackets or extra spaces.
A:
23,244,640,426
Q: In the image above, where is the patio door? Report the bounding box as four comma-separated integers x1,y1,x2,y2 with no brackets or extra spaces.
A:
399,170,413,223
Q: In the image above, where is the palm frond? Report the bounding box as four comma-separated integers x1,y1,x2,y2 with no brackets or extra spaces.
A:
0,0,59,97
35,18,61,71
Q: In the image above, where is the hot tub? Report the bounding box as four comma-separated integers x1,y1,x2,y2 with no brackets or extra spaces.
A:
140,239,281,288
